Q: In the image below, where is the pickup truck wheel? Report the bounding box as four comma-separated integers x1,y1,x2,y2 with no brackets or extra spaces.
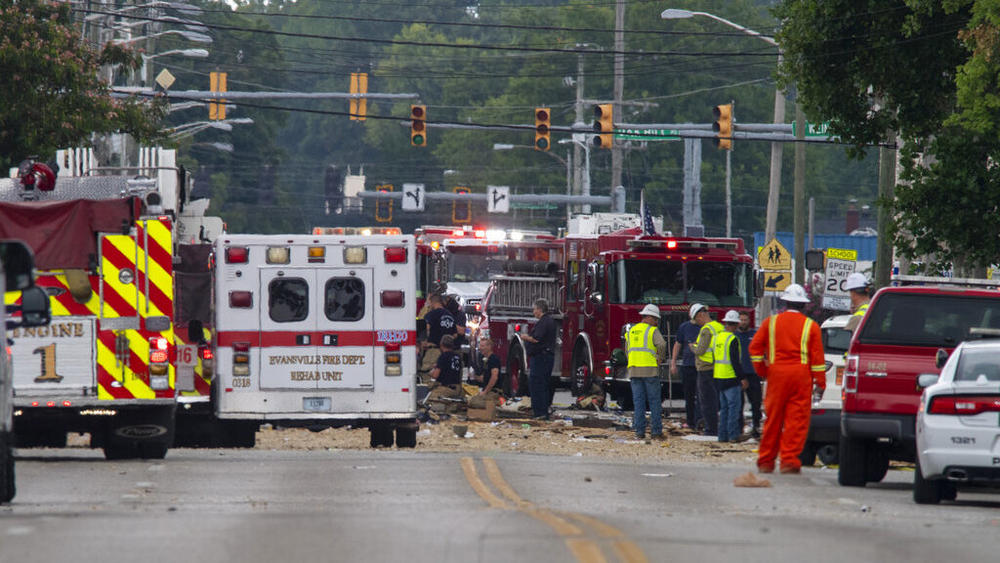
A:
0,433,14,503
139,442,169,460
913,459,943,504
864,446,890,483
799,442,817,467
838,434,868,487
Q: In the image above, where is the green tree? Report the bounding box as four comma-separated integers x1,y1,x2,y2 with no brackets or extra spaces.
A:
0,0,164,169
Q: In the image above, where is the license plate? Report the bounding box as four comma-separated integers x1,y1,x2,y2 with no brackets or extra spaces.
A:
303,397,331,412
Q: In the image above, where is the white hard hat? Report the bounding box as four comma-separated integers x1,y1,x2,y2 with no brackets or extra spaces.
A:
722,310,741,324
844,272,871,291
689,303,706,319
779,283,811,303
640,304,661,319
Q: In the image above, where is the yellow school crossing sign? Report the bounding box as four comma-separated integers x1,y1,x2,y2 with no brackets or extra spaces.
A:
758,238,792,271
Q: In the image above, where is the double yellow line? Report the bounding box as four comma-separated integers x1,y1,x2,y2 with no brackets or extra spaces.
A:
460,457,648,563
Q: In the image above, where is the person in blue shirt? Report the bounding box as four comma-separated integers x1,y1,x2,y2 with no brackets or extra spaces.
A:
736,311,763,438
670,307,703,431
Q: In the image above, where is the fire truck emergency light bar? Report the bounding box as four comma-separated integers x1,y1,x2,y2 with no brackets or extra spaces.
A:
626,239,739,251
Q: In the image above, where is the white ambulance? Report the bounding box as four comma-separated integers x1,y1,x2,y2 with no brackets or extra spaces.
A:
212,234,418,448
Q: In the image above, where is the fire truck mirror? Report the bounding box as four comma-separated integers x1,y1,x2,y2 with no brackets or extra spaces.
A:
187,319,206,345
18,285,51,328
0,240,35,291
589,292,604,307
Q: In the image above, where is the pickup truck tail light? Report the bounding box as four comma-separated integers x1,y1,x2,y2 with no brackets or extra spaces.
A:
843,355,859,393
928,395,1000,416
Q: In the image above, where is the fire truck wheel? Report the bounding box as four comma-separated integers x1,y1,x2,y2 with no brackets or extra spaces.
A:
102,442,139,460
571,349,593,397
139,442,169,460
370,423,395,448
0,433,14,503
395,423,418,448
506,346,527,397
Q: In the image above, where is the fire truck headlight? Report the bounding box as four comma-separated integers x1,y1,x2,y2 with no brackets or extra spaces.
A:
385,365,402,376
150,375,169,390
344,246,367,264
266,247,290,264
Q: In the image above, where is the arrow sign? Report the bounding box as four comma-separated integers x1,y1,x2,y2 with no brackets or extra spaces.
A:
401,183,424,211
763,271,791,292
487,185,510,213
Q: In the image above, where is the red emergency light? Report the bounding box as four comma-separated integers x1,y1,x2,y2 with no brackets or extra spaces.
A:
384,247,408,263
667,240,678,249
381,290,405,308
474,230,486,238
229,291,253,308
451,230,465,237
225,246,249,263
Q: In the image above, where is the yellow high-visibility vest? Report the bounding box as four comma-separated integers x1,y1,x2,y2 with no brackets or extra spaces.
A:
697,320,724,363
712,331,738,380
627,322,658,368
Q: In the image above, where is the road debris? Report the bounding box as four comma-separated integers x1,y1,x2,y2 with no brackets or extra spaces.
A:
733,472,772,488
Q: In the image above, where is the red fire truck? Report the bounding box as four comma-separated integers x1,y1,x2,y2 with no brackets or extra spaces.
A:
480,228,757,408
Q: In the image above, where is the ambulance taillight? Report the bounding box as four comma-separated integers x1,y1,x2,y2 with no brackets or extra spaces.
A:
229,291,253,308
233,341,250,376
199,345,214,377
308,246,326,263
384,247,408,263
225,246,249,263
381,290,404,308
385,343,402,376
148,336,170,390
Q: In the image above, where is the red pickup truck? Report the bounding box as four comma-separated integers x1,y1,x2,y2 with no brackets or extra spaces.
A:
839,275,1000,486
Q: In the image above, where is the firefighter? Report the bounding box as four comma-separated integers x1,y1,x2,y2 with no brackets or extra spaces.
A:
689,303,722,437
427,335,464,409
419,293,456,383
843,273,871,334
749,284,826,474
520,298,556,420
626,304,667,440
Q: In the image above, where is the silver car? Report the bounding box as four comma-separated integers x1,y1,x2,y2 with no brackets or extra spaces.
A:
915,339,1000,504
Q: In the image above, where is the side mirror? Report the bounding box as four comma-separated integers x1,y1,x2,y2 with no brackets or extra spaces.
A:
917,373,939,389
187,319,206,345
0,240,36,291
589,292,604,306
935,348,949,369
18,285,51,328
754,270,765,299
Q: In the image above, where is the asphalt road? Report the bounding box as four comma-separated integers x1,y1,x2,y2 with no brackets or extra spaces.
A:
3,448,1000,563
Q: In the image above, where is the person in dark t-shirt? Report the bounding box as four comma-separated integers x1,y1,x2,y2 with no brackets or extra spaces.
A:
469,337,502,410
419,293,456,381
427,335,464,406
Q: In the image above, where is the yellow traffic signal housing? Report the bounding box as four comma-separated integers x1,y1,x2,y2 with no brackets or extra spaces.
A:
592,103,613,149
410,105,426,147
350,72,368,121
534,107,551,151
375,184,393,223
209,71,227,121
452,186,471,224
713,103,733,150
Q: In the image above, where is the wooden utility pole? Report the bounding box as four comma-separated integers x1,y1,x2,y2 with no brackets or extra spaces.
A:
875,137,896,288
612,0,625,193
794,103,806,285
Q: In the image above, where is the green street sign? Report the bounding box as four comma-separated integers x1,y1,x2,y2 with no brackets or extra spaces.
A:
613,128,679,141
792,121,832,138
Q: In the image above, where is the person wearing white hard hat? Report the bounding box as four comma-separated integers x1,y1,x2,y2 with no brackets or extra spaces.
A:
712,310,751,442
690,303,722,436
843,273,872,333
626,304,668,440
749,283,826,474
670,303,704,431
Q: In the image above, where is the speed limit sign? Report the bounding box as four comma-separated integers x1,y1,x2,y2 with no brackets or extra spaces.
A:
822,248,858,311
177,344,198,367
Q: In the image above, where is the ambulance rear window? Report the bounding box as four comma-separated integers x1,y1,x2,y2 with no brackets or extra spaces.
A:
269,278,309,322
325,278,365,321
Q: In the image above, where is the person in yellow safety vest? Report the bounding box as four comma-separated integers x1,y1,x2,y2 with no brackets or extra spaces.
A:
690,303,723,436
713,310,751,443
627,304,668,440
843,273,871,334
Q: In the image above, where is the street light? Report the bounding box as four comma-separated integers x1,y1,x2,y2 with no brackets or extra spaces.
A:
660,9,777,46
114,30,212,45
166,118,253,140
84,1,203,21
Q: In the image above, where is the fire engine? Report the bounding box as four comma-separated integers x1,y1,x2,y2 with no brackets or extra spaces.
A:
211,234,419,448
1,241,51,502
481,227,757,408
0,147,217,458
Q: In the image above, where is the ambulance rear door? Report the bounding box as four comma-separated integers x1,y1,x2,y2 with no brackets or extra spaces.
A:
258,267,374,391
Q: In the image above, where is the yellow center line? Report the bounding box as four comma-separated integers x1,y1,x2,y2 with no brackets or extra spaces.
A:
460,457,510,510
561,512,649,563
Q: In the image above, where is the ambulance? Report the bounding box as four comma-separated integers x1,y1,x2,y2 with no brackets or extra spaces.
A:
212,234,419,447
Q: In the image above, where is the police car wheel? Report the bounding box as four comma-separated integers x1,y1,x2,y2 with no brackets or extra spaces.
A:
913,459,943,504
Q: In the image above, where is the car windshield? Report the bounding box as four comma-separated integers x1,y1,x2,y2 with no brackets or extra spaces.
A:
824,326,852,354
448,252,506,283
858,293,1000,347
607,259,752,307
955,347,1000,382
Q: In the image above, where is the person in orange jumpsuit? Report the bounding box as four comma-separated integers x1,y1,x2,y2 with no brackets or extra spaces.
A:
749,283,826,474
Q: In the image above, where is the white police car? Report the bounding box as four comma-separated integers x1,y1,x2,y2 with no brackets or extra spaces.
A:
915,337,1000,504
801,314,851,466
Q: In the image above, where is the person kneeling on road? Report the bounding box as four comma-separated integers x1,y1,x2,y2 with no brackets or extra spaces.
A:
428,335,464,411
469,337,502,409
713,310,750,443
627,304,667,440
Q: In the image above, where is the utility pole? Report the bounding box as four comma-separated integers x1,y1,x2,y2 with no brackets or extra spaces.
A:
793,103,806,285
875,133,897,288
612,0,625,193
574,51,585,216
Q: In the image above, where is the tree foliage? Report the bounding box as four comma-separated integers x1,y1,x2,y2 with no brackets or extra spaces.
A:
0,0,164,169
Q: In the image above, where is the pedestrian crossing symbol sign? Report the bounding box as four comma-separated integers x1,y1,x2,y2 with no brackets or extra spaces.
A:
759,238,791,271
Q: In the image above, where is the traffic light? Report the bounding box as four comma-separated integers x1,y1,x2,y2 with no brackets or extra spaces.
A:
349,72,368,121
324,164,342,215
713,103,733,150
592,103,613,148
209,71,227,121
375,184,393,223
410,105,426,147
452,186,471,224
534,107,550,151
